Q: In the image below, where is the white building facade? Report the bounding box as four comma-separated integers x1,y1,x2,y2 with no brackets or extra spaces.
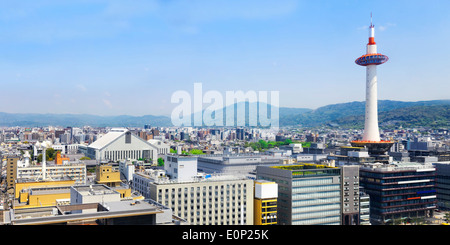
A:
132,171,254,225
147,139,170,155
17,164,87,184
86,128,159,164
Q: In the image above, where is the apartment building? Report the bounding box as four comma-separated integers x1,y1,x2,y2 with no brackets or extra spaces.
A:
17,164,87,185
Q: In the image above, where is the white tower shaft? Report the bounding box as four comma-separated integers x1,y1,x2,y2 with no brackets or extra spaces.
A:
362,25,381,141
363,65,380,141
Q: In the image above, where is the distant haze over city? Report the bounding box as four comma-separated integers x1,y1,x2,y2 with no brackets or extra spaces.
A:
0,99,448,128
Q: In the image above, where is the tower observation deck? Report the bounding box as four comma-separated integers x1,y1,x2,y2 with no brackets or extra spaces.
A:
351,15,393,155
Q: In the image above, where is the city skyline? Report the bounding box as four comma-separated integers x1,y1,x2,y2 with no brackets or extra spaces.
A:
0,0,449,116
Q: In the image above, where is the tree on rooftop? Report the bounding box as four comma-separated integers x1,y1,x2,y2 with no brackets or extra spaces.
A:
157,157,164,166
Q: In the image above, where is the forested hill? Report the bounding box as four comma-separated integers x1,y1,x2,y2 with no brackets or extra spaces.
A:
279,100,450,128
0,100,448,128
331,104,450,129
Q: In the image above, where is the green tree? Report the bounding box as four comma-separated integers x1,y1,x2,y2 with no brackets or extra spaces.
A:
157,157,164,166
46,148,56,161
259,140,269,149
189,149,205,155
249,142,261,151
301,142,311,148
36,148,56,162
37,154,43,163
443,212,450,223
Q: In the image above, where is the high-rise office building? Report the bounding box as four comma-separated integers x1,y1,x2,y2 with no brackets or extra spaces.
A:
434,162,450,210
341,165,360,225
236,128,245,140
360,162,437,225
256,163,342,225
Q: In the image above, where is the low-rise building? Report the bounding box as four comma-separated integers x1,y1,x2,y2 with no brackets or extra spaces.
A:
2,185,177,225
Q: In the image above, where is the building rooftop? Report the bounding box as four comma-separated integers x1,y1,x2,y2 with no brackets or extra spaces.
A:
29,186,71,196
260,163,341,178
360,161,436,172
87,128,127,150
4,199,174,225
72,184,118,196
270,163,336,170
136,170,250,185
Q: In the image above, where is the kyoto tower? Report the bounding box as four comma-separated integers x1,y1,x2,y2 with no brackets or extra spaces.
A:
351,15,393,155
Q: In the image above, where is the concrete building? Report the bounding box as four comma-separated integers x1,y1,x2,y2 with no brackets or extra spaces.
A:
132,157,255,225
294,154,328,163
142,175,254,225
256,163,342,225
328,146,382,165
359,188,371,225
17,163,87,185
86,128,158,164
254,180,278,225
70,185,121,211
5,155,19,190
2,185,177,225
302,143,326,154
164,155,198,182
433,162,450,210
95,164,122,188
14,179,76,209
119,159,136,182
197,153,287,176
147,139,170,156
55,151,70,165
341,165,360,225
280,143,303,154
94,163,139,200
360,162,437,225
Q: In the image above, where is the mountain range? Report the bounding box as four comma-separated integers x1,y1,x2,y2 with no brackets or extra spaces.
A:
279,100,450,128
0,100,448,128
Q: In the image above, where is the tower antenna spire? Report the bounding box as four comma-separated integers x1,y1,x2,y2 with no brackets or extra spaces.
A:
370,12,373,27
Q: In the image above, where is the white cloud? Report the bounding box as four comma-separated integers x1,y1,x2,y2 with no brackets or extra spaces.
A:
357,25,369,31
76,84,87,91
378,23,396,32
103,99,112,108
156,0,299,33
102,0,160,18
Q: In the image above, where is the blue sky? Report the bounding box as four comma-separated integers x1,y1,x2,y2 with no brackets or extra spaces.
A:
0,0,449,116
